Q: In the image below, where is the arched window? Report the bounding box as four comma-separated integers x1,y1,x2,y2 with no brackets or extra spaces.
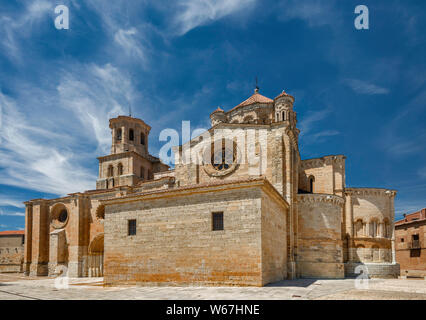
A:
282,111,286,121
141,132,145,145
370,220,378,238
116,128,122,142
243,115,254,124
355,220,363,237
140,166,144,179
129,129,134,141
117,163,123,176
308,176,315,193
107,165,114,177
383,219,390,238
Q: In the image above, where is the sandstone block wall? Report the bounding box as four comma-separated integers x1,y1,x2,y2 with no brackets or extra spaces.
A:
345,262,400,278
173,125,290,199
296,194,345,278
299,155,345,195
103,181,288,286
345,188,396,265
261,192,288,285
0,235,24,273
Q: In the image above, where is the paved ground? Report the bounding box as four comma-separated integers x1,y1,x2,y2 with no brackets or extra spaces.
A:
0,273,425,300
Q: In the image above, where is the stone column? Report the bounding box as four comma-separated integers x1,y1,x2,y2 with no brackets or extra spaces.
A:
23,203,33,275
29,200,49,276
67,196,87,278
390,195,396,264
284,135,296,279
345,193,354,261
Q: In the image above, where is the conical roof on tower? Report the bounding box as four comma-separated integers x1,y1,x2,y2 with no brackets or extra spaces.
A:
210,106,225,116
274,90,295,101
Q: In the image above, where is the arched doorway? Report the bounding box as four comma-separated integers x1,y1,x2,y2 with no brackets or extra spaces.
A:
88,233,104,277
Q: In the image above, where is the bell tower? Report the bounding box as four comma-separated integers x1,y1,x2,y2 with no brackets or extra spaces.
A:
96,115,169,190
110,116,150,157
274,91,297,129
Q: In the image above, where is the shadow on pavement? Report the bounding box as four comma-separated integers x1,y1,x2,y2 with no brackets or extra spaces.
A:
266,279,318,287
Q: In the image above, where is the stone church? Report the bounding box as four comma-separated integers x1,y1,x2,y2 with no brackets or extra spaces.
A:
23,88,400,286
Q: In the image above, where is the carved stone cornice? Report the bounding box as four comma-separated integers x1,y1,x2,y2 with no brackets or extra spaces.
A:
300,155,346,169
297,193,345,207
345,188,397,198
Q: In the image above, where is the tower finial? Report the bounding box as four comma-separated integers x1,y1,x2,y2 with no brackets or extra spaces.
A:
255,76,259,93
128,102,132,117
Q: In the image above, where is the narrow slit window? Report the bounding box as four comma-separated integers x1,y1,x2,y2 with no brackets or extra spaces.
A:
128,219,136,236
129,129,134,141
212,212,224,231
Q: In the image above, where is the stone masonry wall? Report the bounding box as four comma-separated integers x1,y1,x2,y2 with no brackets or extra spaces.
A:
0,235,24,273
296,194,345,278
261,192,288,285
103,183,286,286
345,189,395,265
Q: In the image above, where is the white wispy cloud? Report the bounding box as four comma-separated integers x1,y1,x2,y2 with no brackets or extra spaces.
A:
395,200,426,217
311,130,340,141
0,195,25,209
276,0,340,27
344,79,390,95
417,167,426,179
0,62,135,196
386,139,424,156
0,92,96,195
298,108,340,144
86,1,157,67
0,209,25,217
0,0,53,63
114,28,146,61
299,108,330,135
173,0,257,35
57,63,130,154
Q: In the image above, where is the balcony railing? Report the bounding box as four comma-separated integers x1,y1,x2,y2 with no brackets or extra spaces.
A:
409,240,421,249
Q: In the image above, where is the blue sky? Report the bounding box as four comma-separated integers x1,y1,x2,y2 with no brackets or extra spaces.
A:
0,0,425,231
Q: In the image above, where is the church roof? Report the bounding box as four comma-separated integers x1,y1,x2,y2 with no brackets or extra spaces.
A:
210,107,225,116
274,90,295,100
0,230,25,236
231,90,274,112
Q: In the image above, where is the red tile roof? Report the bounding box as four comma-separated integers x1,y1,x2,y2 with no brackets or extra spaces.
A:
0,230,25,236
210,107,224,115
274,90,295,100
395,208,426,225
230,92,273,112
